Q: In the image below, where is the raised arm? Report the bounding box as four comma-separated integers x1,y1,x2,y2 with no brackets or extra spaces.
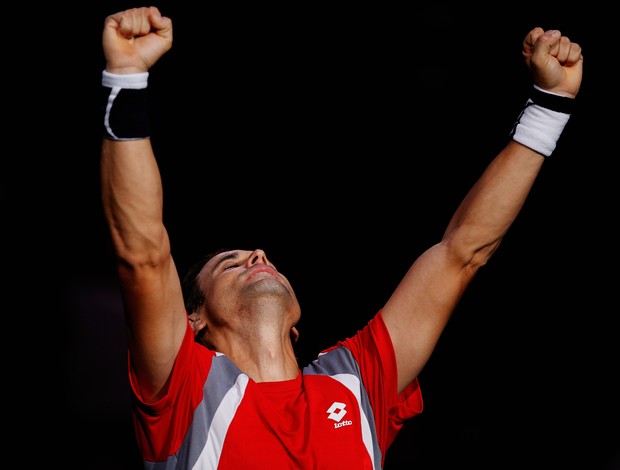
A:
100,7,185,402
382,28,584,393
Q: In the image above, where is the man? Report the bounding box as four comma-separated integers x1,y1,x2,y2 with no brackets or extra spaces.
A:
100,6,583,469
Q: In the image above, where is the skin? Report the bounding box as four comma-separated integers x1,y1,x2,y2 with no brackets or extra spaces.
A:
101,7,583,403
190,249,301,383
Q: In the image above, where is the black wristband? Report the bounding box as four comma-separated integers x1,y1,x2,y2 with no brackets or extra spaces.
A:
530,86,576,114
101,71,150,140
102,87,150,140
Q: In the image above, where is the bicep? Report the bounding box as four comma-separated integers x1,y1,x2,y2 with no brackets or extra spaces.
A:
381,242,477,393
119,251,188,402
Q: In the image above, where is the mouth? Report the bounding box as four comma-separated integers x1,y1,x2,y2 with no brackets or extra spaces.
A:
246,265,278,281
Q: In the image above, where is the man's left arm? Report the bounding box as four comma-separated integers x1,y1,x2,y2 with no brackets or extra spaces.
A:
381,28,583,393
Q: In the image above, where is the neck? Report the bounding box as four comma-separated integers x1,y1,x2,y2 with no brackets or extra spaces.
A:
219,330,299,382
215,298,299,382
208,292,300,382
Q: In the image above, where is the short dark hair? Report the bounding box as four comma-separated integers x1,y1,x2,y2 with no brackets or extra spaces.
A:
182,248,229,314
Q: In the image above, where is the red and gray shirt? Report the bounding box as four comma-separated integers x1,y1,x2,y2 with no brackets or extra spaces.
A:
130,311,423,469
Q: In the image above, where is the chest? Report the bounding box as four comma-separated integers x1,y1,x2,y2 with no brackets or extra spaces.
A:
216,375,374,469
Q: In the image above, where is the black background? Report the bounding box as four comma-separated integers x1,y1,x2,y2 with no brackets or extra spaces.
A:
22,2,618,469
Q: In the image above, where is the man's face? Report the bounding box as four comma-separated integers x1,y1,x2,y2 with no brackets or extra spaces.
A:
197,249,300,334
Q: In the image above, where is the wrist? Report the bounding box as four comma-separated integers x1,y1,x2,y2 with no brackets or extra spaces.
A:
531,85,576,113
509,86,575,157
102,70,149,89
101,70,150,141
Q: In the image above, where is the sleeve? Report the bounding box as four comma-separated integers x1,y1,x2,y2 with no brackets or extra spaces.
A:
336,310,423,454
128,321,215,461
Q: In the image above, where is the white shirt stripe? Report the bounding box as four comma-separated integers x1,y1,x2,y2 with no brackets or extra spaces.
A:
193,374,249,470
330,373,377,470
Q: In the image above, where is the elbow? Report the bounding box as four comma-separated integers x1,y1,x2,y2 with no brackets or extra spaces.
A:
112,225,172,272
444,233,504,273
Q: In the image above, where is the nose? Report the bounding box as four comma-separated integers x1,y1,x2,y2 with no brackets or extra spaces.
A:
246,249,269,267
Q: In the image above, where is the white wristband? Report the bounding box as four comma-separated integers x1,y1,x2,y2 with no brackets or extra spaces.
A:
102,70,149,89
510,86,574,157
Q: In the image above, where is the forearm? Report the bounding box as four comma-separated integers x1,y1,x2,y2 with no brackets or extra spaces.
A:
101,138,168,265
442,140,544,266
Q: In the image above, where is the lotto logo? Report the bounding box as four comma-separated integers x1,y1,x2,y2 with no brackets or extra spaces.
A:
327,402,352,428
326,402,347,422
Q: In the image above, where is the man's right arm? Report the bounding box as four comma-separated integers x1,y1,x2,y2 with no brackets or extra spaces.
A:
100,7,186,403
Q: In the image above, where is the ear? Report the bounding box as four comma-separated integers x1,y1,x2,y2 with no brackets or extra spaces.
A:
290,326,300,344
188,312,202,333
